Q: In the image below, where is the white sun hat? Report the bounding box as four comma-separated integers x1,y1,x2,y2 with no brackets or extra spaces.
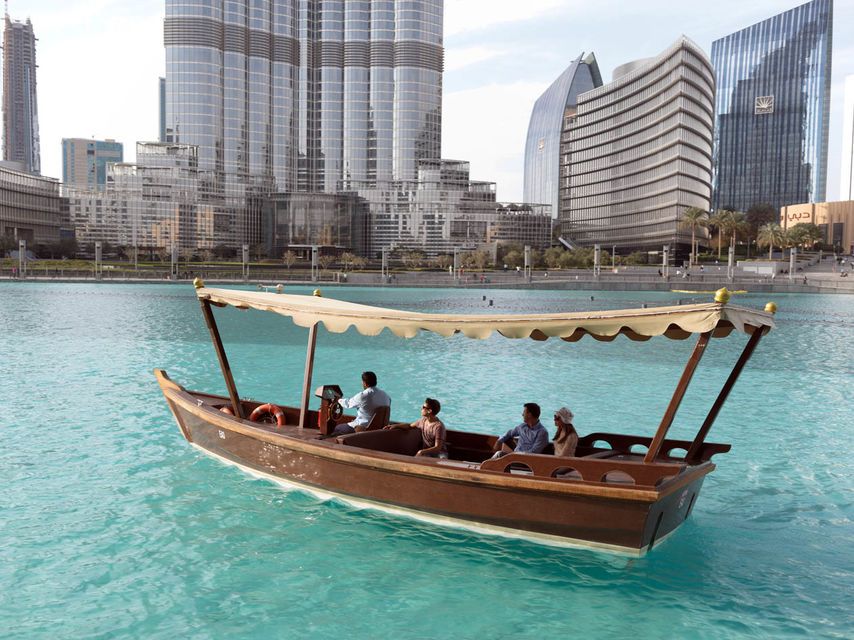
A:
555,407,574,423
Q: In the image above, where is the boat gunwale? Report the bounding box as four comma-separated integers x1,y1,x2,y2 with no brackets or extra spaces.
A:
159,370,713,503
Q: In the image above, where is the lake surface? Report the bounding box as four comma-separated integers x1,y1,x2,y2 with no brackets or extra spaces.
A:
1,282,851,639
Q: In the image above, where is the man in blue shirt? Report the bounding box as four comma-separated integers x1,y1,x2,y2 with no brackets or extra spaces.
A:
491,403,549,458
331,371,391,436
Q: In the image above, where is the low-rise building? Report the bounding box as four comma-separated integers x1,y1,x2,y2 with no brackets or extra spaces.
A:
0,161,61,247
780,201,854,254
355,159,551,257
64,142,265,252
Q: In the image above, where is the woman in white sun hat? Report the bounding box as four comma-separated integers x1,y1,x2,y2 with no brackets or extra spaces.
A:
553,406,578,457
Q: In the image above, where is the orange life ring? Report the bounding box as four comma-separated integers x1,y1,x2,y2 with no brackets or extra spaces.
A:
249,403,286,427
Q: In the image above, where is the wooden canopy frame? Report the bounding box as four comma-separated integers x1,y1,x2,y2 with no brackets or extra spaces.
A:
193,282,774,464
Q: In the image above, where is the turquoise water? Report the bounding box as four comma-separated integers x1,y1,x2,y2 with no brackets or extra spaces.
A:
1,282,852,639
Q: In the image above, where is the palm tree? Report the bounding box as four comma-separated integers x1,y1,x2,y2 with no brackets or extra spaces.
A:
718,211,745,255
709,210,733,259
757,223,785,260
678,207,709,266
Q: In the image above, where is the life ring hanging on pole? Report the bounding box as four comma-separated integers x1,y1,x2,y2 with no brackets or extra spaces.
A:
249,403,286,427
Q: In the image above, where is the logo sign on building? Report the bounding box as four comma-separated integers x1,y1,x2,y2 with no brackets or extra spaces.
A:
786,210,813,224
754,95,774,115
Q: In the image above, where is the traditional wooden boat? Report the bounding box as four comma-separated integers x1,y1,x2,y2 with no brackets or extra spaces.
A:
155,281,775,555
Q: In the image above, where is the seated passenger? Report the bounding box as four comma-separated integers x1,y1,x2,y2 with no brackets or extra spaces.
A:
553,406,579,457
490,403,549,459
331,371,391,436
387,397,447,458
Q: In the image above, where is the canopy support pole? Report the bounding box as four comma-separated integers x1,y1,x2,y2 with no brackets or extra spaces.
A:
644,331,711,463
299,323,318,429
686,327,765,462
199,298,244,419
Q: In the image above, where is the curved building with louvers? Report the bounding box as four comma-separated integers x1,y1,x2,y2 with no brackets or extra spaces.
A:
163,0,443,193
562,37,714,252
523,53,602,219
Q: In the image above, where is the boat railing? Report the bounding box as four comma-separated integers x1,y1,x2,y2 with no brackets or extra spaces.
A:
578,432,731,464
479,453,686,488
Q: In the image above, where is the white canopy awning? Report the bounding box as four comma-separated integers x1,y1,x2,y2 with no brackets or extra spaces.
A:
197,287,774,341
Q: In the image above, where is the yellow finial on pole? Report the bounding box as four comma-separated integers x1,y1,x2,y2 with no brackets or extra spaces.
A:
313,289,322,297
193,277,205,289
764,302,778,314
714,287,731,303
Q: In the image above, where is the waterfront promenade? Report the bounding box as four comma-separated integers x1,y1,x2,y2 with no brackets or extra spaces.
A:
3,261,853,294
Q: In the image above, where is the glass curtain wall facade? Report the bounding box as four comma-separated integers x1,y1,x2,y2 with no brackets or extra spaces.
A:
562,37,715,252
164,0,442,193
2,15,40,174
711,0,832,213
355,159,551,257
62,139,124,189
524,53,601,218
65,142,261,252
841,75,854,202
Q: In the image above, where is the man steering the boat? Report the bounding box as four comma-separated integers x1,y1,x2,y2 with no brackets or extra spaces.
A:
330,371,391,436
490,403,549,459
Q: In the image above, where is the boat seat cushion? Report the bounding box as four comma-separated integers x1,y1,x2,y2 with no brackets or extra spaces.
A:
336,427,423,456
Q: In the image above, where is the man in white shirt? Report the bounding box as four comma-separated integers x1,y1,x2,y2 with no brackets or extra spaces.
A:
331,371,391,436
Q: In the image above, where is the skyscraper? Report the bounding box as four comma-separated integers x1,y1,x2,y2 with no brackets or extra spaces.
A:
62,138,124,189
523,53,602,219
163,0,443,193
841,75,854,202
561,37,715,252
711,0,832,213
2,13,40,174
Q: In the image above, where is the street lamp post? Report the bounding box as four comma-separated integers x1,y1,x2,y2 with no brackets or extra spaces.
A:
381,247,389,282
18,239,26,279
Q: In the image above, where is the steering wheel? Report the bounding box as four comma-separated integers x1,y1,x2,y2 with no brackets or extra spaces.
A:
330,400,344,421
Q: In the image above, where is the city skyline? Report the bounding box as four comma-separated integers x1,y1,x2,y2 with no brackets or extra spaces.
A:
16,0,854,202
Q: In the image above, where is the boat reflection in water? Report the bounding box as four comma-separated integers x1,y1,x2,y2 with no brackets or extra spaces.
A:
155,281,775,555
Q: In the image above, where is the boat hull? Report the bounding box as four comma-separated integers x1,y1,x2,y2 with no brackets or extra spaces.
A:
159,374,710,554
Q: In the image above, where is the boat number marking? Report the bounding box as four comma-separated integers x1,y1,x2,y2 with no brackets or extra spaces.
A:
678,489,688,509
218,430,226,440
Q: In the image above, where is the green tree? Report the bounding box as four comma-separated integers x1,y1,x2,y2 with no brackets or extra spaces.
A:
433,254,453,270
543,247,565,269
786,223,823,249
282,250,298,270
720,211,746,251
757,223,785,260
746,203,777,237
213,244,234,260
402,250,425,269
463,250,490,270
340,252,357,271
503,250,523,268
317,253,335,274
709,210,733,259
678,207,709,266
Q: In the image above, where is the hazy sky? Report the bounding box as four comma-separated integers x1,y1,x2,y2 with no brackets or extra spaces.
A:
17,0,854,201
